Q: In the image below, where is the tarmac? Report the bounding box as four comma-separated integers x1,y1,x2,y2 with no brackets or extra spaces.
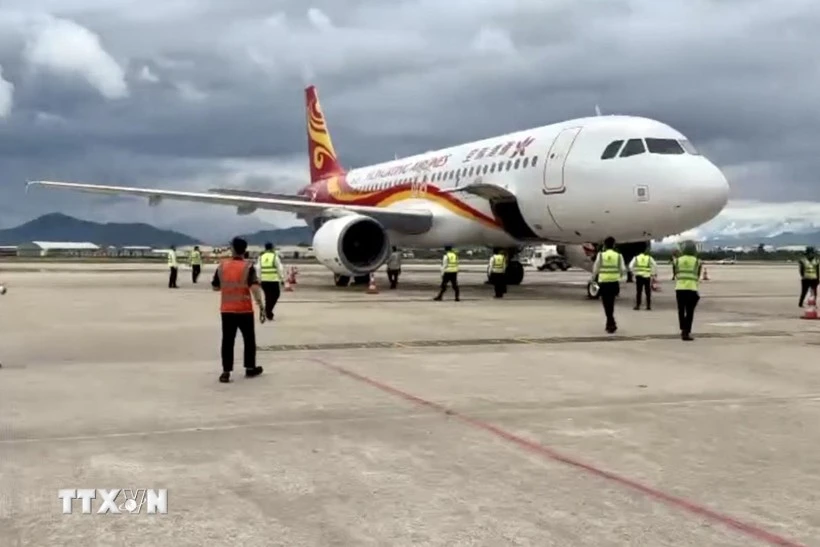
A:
1,261,819,546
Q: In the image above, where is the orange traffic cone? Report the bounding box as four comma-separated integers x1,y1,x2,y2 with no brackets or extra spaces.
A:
801,292,818,320
284,267,294,292
291,266,299,285
367,273,379,294
702,267,710,281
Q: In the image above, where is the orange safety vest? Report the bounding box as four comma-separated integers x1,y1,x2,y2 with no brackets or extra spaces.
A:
218,259,254,313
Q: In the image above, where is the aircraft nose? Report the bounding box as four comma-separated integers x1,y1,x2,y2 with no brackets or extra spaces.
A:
687,160,729,223
702,161,730,215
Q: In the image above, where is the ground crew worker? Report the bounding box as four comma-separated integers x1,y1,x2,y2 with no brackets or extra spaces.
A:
386,246,402,289
798,246,819,307
434,246,460,301
487,248,507,298
257,242,284,321
673,241,702,341
628,244,657,310
211,237,265,383
592,237,626,333
167,245,179,288
190,245,202,283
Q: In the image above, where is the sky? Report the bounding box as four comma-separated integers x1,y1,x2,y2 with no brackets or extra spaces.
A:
1,0,819,242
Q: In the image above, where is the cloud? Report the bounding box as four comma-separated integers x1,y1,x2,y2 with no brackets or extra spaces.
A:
0,0,818,241
0,65,13,118
138,65,159,83
22,14,128,99
175,81,206,102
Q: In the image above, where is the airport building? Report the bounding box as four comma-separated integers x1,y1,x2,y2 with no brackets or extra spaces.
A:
15,241,101,258
117,246,154,258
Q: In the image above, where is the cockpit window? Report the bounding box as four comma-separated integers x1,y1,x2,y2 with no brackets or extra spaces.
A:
619,139,645,157
645,138,685,154
679,139,700,155
600,140,624,160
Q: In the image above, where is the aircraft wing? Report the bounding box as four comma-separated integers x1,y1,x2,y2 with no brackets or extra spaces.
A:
26,180,433,234
207,188,311,201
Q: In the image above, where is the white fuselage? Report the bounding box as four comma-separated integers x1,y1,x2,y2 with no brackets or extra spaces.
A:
318,115,729,249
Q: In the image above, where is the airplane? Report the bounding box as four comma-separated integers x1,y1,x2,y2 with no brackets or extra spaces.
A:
26,85,729,298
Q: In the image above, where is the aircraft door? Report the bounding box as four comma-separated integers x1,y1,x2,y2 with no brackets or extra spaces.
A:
542,126,582,194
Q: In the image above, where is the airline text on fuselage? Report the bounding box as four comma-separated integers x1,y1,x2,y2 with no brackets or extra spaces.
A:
365,155,451,180
463,136,535,163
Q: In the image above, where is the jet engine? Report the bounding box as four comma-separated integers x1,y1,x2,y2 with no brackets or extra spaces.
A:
312,215,391,277
556,243,598,273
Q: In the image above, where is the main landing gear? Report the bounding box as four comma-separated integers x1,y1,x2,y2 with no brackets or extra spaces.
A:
505,260,524,285
486,249,525,286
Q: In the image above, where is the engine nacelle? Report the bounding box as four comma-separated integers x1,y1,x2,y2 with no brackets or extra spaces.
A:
312,215,390,276
556,243,597,272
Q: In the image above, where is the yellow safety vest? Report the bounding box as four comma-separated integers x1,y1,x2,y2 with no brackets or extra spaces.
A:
190,251,202,265
634,254,651,277
491,254,506,273
675,255,700,291
597,249,621,282
444,251,459,273
259,251,280,282
801,257,819,280
167,251,177,267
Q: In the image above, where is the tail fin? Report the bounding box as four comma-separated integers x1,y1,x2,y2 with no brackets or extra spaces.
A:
305,85,345,183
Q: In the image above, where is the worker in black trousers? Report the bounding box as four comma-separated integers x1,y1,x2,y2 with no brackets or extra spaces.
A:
673,241,702,341
798,246,819,307
591,237,627,333
212,237,265,383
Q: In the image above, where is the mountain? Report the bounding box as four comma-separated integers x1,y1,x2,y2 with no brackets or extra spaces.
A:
702,231,820,248
656,230,820,249
0,213,201,247
239,225,313,245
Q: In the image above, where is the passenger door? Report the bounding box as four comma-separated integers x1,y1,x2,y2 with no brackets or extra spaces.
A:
542,127,582,194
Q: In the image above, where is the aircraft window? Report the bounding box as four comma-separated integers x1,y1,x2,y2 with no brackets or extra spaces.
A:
619,139,645,157
461,168,467,176
522,157,529,167
490,164,496,173
645,138,684,155
449,171,454,179
514,159,520,169
600,140,624,159
506,160,512,170
531,156,538,166
482,165,489,174
679,139,700,155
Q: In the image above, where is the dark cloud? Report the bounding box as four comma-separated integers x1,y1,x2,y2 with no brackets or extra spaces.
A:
0,0,819,240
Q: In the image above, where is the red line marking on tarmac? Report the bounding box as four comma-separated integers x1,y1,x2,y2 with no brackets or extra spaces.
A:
311,358,806,547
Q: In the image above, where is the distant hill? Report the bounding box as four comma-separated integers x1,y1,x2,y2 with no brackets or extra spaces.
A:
239,225,313,246
700,231,820,248
0,213,201,247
